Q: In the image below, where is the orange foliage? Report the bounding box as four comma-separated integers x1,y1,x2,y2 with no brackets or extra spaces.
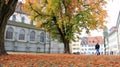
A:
36,22,42,28
0,54,120,67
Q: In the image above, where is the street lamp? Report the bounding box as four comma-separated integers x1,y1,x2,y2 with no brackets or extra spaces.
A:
103,26,108,55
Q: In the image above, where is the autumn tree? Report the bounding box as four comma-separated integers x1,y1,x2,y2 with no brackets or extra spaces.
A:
0,0,18,55
24,0,107,53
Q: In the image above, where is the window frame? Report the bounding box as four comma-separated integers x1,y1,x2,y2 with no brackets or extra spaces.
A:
30,31,35,41
5,27,14,40
19,29,25,40
40,32,45,42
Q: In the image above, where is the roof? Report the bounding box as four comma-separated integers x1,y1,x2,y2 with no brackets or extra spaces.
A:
88,36,104,44
81,36,104,45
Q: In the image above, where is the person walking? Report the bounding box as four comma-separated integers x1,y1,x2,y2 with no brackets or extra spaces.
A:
95,43,100,55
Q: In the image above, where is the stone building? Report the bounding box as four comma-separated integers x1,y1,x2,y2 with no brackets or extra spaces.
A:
4,2,64,54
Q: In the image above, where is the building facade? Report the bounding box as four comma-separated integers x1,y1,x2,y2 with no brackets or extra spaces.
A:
108,27,118,55
80,36,104,55
116,11,120,55
4,2,64,54
106,11,120,55
70,40,81,54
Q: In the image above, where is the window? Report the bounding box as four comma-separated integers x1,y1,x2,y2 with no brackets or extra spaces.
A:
73,48,76,50
12,15,16,21
73,44,76,46
40,32,45,42
73,48,79,50
30,31,35,41
21,16,25,23
19,29,25,40
6,27,14,39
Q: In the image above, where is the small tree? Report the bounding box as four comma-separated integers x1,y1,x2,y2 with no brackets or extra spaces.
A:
24,0,107,53
0,0,18,55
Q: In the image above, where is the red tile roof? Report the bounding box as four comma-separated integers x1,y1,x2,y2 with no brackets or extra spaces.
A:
88,36,103,45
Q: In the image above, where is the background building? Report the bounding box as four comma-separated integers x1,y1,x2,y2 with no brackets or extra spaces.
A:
70,40,81,54
106,11,120,55
80,36,104,55
5,2,64,54
108,27,118,55
115,11,120,55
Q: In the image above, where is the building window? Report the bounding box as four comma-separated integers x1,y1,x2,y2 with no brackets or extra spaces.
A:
40,32,45,42
12,15,16,21
73,44,79,46
30,31,35,41
6,27,14,39
19,29,25,40
21,16,25,23
73,44,76,46
73,48,76,50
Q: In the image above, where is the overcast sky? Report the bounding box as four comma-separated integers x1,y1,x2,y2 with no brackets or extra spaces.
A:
106,0,120,29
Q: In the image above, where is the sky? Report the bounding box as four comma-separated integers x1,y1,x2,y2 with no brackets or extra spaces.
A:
81,0,120,37
106,0,120,29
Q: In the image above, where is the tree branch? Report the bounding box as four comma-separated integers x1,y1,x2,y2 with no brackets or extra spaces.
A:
29,2,50,17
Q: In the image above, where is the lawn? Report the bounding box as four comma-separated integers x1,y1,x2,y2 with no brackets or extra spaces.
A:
0,53,120,67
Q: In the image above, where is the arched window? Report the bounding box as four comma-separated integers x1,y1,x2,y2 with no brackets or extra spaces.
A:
19,29,25,40
6,27,14,39
12,15,16,21
30,31,35,41
21,16,25,23
40,32,45,42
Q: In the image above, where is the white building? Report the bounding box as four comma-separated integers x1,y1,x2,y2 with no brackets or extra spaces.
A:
80,44,104,55
106,11,120,55
116,11,120,55
69,33,81,54
108,27,118,55
5,2,64,54
70,40,81,54
80,36,104,55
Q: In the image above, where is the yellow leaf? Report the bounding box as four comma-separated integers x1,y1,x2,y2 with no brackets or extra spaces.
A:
36,22,42,27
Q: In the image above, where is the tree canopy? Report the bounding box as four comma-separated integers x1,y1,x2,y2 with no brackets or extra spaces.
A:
24,0,107,53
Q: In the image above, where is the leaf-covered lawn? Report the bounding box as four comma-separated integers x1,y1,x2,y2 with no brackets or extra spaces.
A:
0,53,120,67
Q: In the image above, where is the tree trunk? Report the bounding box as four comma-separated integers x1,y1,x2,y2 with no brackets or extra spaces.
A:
52,16,71,54
0,0,18,55
0,20,7,55
63,39,70,54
